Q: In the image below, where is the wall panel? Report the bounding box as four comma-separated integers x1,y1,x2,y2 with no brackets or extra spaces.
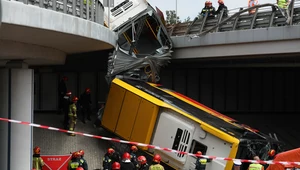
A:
160,69,173,88
213,70,225,111
186,69,200,101
40,73,57,110
273,70,284,112
262,70,273,112
237,70,250,112
173,69,186,95
34,73,40,110
98,72,109,103
249,70,262,112
225,69,237,112
199,69,213,108
285,70,295,112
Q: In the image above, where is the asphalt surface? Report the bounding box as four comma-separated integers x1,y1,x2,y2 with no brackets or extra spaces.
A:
33,112,111,170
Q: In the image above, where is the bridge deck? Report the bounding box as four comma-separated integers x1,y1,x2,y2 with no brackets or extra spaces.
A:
167,1,300,37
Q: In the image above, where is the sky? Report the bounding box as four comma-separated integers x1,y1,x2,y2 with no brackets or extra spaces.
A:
147,0,275,20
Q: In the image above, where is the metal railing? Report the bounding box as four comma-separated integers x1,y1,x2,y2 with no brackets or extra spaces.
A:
167,0,300,37
3,0,104,24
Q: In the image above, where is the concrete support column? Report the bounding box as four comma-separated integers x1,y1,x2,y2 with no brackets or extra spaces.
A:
0,61,34,170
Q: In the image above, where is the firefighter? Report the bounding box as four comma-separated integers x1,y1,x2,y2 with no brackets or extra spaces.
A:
68,152,83,170
32,146,45,170
79,88,92,124
58,76,68,114
63,91,72,129
195,151,211,170
79,149,88,170
112,162,121,170
112,146,121,163
137,156,149,170
149,154,164,170
103,148,115,170
200,1,216,19
215,0,228,17
120,152,135,170
69,96,79,136
247,156,264,170
130,145,139,169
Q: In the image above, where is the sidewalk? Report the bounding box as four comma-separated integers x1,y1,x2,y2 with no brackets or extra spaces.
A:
33,113,110,169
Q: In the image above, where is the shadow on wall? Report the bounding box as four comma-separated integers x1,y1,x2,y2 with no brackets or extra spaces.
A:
32,49,113,112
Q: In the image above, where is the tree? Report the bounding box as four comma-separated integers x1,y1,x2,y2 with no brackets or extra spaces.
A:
184,16,191,22
166,10,180,24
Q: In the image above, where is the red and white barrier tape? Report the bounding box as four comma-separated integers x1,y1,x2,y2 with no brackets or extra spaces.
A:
0,117,299,166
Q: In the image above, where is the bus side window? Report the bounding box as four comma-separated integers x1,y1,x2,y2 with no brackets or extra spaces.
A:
190,140,208,155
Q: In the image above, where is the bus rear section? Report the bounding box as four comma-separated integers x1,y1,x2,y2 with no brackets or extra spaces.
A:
103,0,148,30
100,78,250,170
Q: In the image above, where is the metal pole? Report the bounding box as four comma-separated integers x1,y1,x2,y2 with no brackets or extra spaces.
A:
108,0,110,28
175,0,177,23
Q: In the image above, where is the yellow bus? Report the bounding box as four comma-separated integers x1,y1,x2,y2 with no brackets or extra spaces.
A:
101,77,283,170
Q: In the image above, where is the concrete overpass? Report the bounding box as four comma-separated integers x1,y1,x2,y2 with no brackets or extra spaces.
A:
168,1,300,60
1,0,300,169
0,0,116,169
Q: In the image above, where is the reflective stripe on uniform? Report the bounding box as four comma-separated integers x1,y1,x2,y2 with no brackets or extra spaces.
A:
70,162,80,168
248,163,263,170
149,164,164,170
199,158,207,164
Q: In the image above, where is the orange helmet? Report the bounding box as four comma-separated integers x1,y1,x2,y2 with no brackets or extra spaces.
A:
33,146,40,154
205,1,212,5
137,156,147,165
196,151,202,156
62,76,68,81
218,0,224,4
122,152,131,160
112,162,121,169
72,96,79,102
108,148,115,154
85,88,91,93
131,145,138,152
153,154,161,163
79,149,84,156
268,149,276,157
76,168,84,170
66,91,72,96
72,151,81,158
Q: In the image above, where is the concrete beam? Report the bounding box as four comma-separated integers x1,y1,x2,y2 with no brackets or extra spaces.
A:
171,25,300,59
0,0,117,66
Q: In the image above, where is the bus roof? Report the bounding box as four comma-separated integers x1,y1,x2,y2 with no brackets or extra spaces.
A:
121,78,273,141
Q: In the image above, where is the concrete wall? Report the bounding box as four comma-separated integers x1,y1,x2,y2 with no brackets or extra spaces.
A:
160,67,300,114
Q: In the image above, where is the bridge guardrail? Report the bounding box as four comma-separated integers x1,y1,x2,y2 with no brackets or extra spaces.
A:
168,0,300,37
3,0,104,25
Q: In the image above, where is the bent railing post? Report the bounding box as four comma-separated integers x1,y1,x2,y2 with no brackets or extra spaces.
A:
63,0,67,13
250,7,259,29
72,0,76,16
199,11,208,33
184,17,198,35
196,3,280,37
91,0,94,22
80,0,83,18
52,0,56,11
269,6,276,27
289,0,295,25
215,9,224,32
233,8,243,30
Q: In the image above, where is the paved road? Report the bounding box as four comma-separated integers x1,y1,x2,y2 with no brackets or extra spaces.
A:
33,113,111,170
